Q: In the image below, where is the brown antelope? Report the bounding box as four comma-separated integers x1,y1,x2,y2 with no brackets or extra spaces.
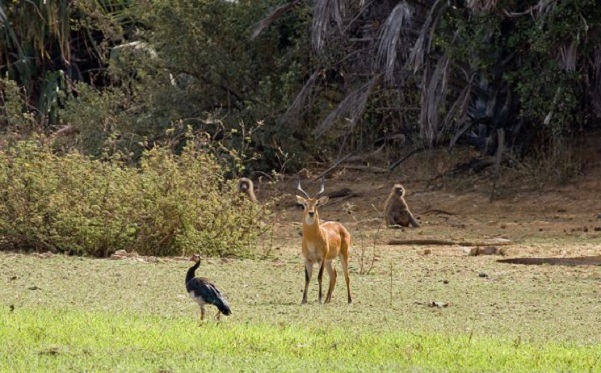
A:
295,178,352,304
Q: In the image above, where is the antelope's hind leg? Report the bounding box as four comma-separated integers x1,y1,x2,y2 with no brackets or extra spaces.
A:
340,255,352,304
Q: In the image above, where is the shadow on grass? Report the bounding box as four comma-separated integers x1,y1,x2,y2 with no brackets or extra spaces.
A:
498,256,601,266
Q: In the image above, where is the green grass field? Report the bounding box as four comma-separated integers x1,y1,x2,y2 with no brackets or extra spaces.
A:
2,308,600,372
1,246,600,372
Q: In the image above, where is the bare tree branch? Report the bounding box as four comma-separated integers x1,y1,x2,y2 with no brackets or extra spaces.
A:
388,146,426,172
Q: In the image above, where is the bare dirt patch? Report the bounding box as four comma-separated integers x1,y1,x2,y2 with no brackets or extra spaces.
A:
262,159,601,260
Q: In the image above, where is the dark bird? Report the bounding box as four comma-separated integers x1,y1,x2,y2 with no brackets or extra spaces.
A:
185,254,232,322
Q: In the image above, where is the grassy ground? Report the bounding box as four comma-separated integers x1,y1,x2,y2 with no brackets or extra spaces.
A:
2,136,601,371
1,242,600,372
2,307,600,372
2,166,601,371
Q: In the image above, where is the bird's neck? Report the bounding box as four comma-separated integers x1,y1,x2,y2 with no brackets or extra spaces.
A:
185,261,200,284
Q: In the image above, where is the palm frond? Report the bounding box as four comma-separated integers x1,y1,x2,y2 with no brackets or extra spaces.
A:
543,87,563,126
533,0,557,19
591,39,601,118
556,40,578,72
446,76,476,151
314,74,382,135
251,0,302,40
375,1,412,83
419,53,450,146
465,0,498,12
0,3,7,25
500,0,556,19
281,70,319,128
407,0,447,73
312,0,343,51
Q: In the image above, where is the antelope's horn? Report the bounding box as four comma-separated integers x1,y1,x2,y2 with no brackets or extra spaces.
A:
296,178,310,199
316,176,326,197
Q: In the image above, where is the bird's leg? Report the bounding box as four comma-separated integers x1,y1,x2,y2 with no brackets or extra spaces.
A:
215,310,221,321
198,305,206,325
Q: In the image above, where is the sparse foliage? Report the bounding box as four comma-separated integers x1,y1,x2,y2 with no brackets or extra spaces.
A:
0,135,269,257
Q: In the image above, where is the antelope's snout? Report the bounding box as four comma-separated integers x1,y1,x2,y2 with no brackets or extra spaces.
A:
308,210,315,217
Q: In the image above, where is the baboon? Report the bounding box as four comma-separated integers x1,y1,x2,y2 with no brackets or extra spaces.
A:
383,184,420,228
238,177,258,204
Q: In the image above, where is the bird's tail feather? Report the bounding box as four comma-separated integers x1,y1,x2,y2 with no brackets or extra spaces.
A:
214,298,232,316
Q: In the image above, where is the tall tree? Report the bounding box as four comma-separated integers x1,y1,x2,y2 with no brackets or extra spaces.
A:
0,0,131,130
255,0,601,169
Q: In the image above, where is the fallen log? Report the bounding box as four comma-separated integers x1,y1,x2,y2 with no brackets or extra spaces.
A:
387,238,513,246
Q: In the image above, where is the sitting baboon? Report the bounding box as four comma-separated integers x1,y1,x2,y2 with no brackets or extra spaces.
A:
238,177,258,204
383,184,420,228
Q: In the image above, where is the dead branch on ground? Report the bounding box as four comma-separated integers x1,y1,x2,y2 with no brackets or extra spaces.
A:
387,239,512,246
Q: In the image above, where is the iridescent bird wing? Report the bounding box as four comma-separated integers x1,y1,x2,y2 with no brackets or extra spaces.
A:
186,277,232,315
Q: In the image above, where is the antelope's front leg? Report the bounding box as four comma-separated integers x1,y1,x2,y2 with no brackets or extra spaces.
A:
317,259,325,304
324,260,337,303
302,260,313,304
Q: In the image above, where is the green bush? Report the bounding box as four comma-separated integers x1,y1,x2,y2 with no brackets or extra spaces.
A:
0,137,268,257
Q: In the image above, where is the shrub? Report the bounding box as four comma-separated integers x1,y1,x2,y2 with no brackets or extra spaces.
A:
0,137,268,257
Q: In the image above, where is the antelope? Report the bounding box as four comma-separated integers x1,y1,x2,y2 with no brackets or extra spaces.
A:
295,178,352,304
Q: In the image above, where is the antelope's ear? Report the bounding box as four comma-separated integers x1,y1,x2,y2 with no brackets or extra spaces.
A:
296,195,307,206
317,195,329,205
